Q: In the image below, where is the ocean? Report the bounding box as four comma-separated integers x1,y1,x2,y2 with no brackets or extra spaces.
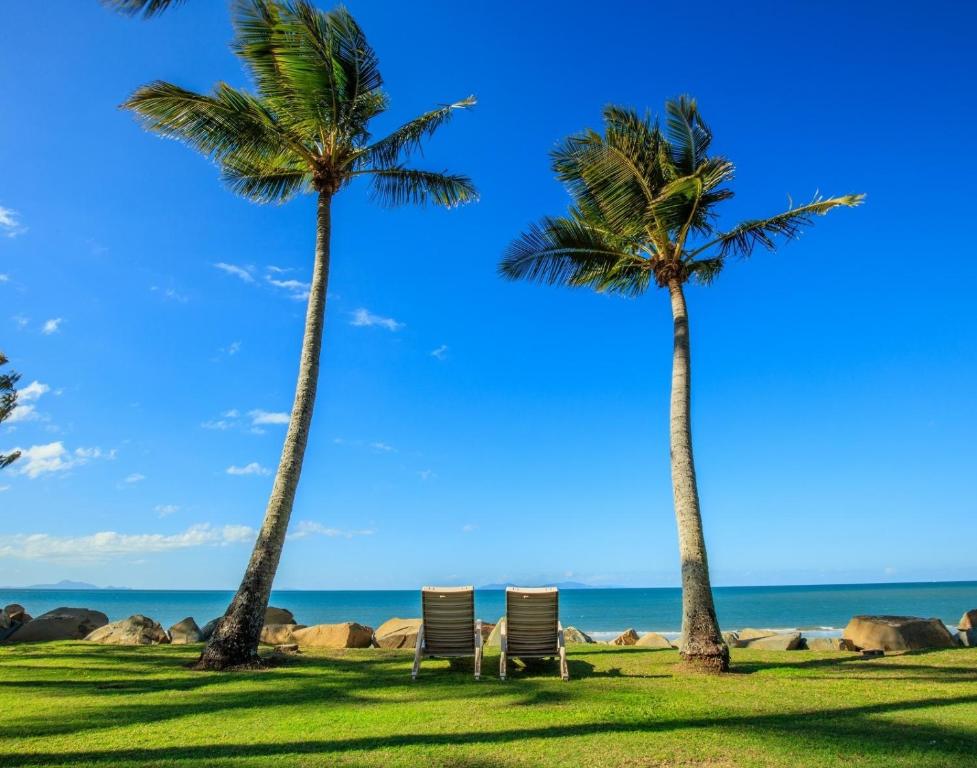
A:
2,581,974,640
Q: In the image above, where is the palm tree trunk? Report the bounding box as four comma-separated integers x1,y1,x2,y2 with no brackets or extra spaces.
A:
667,278,729,673
196,193,333,671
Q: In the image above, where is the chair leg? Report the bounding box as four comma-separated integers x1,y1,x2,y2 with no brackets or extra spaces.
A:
499,650,507,681
559,645,569,681
474,646,482,681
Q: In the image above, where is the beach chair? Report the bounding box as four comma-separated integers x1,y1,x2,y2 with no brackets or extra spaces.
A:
500,586,568,681
411,586,483,680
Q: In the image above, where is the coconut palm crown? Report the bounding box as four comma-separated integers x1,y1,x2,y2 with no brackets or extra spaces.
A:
501,98,862,672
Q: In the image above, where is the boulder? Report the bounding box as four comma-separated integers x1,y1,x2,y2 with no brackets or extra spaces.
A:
373,618,422,649
200,618,221,640
721,631,739,647
486,618,505,647
738,631,803,650
479,621,495,642
737,628,777,641
292,622,373,649
635,631,673,649
264,607,296,626
956,629,977,647
842,615,956,652
959,610,977,631
611,628,640,646
5,607,107,642
807,637,855,651
168,617,202,644
86,615,170,645
562,626,594,644
4,604,30,624
260,623,306,645
275,643,300,654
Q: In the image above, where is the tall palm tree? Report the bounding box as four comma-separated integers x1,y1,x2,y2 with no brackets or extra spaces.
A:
500,98,862,672
0,352,21,469
124,0,476,670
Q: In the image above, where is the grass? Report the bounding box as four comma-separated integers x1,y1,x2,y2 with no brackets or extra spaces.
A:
2,642,976,767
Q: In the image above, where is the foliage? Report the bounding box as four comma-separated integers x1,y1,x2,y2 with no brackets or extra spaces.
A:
122,0,477,208
500,97,863,292
1,642,975,767
0,352,20,469
102,0,186,18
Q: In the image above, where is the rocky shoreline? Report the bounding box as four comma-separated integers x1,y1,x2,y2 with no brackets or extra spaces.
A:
2,603,975,654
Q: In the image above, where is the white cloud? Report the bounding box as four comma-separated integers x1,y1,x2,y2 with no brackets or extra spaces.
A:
226,462,271,476
5,442,114,479
18,381,49,402
41,318,62,335
418,469,436,481
0,485,9,492
201,419,234,431
224,409,240,418
226,341,241,356
350,308,404,331
7,381,52,424
265,276,310,301
214,262,255,283
369,441,395,453
0,206,26,238
123,473,146,484
150,286,189,303
0,274,9,282
288,521,375,540
462,523,477,533
155,504,179,517
249,409,289,426
267,265,293,274
0,523,257,563
431,344,449,361
12,315,28,329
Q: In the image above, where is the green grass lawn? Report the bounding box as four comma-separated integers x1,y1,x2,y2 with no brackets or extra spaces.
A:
2,642,976,767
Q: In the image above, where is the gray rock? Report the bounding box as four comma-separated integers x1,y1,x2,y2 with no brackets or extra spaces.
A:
168,617,202,644
264,607,296,625
806,637,855,651
86,615,170,645
635,632,673,649
721,631,739,647
737,628,777,641
3,604,30,624
373,618,422,649
956,629,977,647
200,618,221,641
959,609,977,631
562,626,594,644
5,607,107,643
737,631,803,650
843,615,956,652
611,628,640,646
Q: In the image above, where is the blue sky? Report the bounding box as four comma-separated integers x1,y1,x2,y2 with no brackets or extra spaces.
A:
1,0,975,589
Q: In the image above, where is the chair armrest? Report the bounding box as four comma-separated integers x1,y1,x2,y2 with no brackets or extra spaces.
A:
557,621,565,648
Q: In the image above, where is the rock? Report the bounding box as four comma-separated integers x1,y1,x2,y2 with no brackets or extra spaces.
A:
562,626,594,644
479,621,495,642
959,610,977,630
807,637,855,651
486,618,505,647
373,618,422,649
611,628,640,646
200,618,221,640
168,617,202,644
274,643,299,654
737,631,804,650
957,629,977,647
292,622,373,649
4,604,30,624
721,631,739,647
842,615,956,652
737,628,777,641
264,607,296,626
635,631,673,649
86,615,170,645
260,623,306,645
4,607,107,643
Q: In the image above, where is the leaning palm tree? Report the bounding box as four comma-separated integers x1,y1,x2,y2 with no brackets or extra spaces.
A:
124,0,476,670
500,98,862,672
0,352,21,469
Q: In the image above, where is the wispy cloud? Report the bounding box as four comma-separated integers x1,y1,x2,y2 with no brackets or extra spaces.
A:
123,473,146,484
265,275,310,301
249,409,289,426
226,462,271,476
41,318,62,335
0,206,26,238
5,442,115,479
214,262,255,283
154,504,179,517
418,469,435,481
350,308,404,331
0,274,9,283
288,521,375,540
462,523,478,533
430,344,449,361
0,485,9,492
150,285,189,303
369,441,395,453
12,315,28,330
0,523,257,563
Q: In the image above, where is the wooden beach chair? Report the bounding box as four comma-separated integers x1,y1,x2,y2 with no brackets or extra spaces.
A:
411,586,483,680
500,586,568,681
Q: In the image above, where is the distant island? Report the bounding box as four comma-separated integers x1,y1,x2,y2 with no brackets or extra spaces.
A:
0,580,131,590
479,581,616,590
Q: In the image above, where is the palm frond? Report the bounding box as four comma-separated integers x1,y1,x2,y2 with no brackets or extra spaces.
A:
102,0,185,18
221,155,311,203
500,215,650,296
687,257,725,285
689,193,866,260
365,167,477,207
664,96,712,176
359,96,476,169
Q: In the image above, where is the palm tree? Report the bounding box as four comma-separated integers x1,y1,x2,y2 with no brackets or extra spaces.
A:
0,352,21,469
102,0,186,17
124,0,476,670
500,98,862,672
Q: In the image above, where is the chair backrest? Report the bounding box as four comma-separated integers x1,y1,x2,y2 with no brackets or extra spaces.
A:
505,587,559,656
421,586,476,656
